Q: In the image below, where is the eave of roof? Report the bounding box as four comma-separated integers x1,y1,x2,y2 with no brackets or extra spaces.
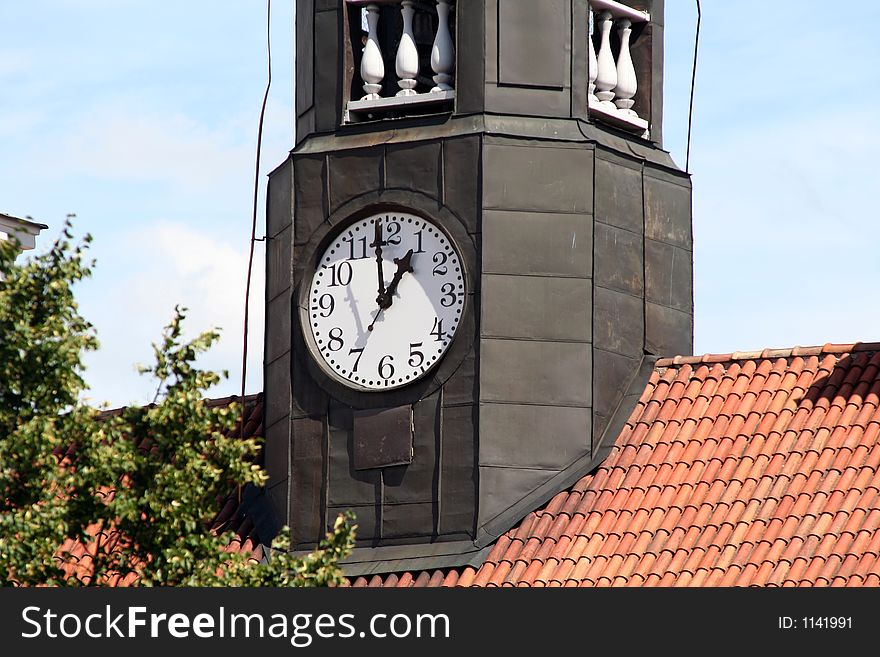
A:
0,213,49,251
0,213,48,232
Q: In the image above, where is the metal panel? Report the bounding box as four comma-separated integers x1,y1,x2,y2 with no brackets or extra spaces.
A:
442,137,481,234
295,0,315,138
440,343,477,408
479,403,592,469
264,416,290,491
483,86,572,118
265,292,291,364
644,174,692,249
327,404,381,506
266,225,291,302
438,404,476,537
645,238,693,313
267,479,290,541
385,141,441,198
383,502,435,539
329,504,379,543
593,285,644,357
570,0,589,120
480,339,592,406
483,144,593,213
289,336,331,419
645,301,693,357
352,406,414,471
592,347,641,441
264,352,291,428
594,155,644,234
478,465,560,528
290,416,325,544
594,222,644,297
498,0,566,89
293,154,328,246
481,274,591,342
314,7,343,133
482,210,592,278
648,0,664,146
328,147,384,214
454,1,486,114
383,392,439,504
267,158,293,239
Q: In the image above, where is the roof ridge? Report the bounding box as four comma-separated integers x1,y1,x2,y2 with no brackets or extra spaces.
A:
95,392,263,419
655,342,880,368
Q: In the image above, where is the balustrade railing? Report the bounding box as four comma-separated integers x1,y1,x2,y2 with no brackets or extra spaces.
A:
346,0,455,120
588,0,650,136
344,0,651,134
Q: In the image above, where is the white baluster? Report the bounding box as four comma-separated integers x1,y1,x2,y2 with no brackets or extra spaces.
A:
594,10,617,109
396,1,419,96
588,8,598,102
431,0,455,92
360,3,384,100
614,19,638,115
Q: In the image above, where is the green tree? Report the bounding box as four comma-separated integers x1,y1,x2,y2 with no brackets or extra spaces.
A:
0,220,354,586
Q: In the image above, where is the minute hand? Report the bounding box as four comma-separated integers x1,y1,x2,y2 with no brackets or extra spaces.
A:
371,220,385,303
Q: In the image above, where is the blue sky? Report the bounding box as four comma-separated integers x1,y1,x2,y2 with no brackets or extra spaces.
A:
1,1,878,407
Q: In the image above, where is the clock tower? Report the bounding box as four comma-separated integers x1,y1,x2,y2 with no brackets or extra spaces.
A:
264,0,692,574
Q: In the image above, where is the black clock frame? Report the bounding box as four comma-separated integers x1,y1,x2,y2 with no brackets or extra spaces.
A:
293,192,477,410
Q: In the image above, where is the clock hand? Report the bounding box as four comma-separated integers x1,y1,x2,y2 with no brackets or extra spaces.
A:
382,249,414,308
368,249,414,331
370,220,386,304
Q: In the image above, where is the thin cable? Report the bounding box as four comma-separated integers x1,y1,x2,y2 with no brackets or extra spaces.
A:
686,0,701,173
241,0,272,440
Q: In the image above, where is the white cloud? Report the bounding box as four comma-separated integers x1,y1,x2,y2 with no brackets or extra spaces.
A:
81,220,265,407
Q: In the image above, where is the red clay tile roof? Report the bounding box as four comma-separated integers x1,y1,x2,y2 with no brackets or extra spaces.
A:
351,342,880,587
56,394,265,585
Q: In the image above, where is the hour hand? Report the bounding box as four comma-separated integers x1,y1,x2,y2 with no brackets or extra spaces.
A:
368,249,414,331
381,249,414,309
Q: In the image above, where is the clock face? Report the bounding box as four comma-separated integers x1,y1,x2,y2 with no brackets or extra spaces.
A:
307,211,466,391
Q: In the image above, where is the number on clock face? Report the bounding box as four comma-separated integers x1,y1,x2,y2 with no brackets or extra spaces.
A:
307,212,466,391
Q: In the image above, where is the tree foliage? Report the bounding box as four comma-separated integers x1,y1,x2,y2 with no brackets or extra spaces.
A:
0,221,354,586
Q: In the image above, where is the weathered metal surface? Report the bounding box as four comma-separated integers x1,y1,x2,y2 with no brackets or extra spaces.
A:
352,406,414,471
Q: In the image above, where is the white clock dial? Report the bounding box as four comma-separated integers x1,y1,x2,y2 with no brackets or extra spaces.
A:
307,212,466,391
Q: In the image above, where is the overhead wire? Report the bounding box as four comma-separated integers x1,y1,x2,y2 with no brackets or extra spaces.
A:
240,0,272,441
686,0,701,173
